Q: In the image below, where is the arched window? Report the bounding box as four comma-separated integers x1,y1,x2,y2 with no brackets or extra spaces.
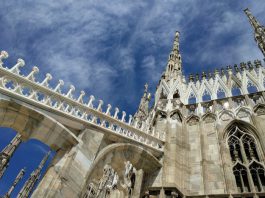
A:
227,125,265,192
249,162,265,192
233,163,250,192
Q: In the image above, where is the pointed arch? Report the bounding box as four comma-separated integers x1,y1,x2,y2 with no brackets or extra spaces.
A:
245,71,262,91
186,82,199,104
202,112,216,123
199,80,213,101
186,114,200,125
169,110,183,122
223,120,265,193
214,76,230,98
235,106,252,119
218,109,235,122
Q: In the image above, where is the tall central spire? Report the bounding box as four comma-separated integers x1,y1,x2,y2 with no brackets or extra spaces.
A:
244,8,265,56
164,31,182,81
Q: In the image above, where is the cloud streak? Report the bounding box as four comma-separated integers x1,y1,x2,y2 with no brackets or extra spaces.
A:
0,0,264,115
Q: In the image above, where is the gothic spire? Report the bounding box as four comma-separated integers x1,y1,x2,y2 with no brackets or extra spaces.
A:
134,83,151,122
164,31,182,81
18,151,51,198
4,168,25,198
0,133,22,179
244,8,265,56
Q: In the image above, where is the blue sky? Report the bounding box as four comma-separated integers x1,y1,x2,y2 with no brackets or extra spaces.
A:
0,0,265,196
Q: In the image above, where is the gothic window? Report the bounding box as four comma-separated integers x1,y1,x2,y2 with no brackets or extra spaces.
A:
249,162,265,192
233,163,251,192
227,125,265,192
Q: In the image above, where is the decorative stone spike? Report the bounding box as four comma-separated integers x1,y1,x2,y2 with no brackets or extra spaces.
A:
40,73,52,87
77,91,85,103
65,85,75,98
9,59,25,74
97,100,104,111
240,62,247,70
221,68,225,75
113,107,119,119
54,80,64,93
5,168,25,198
195,73,199,81
189,74,194,82
0,51,8,66
105,104,111,115
0,134,22,179
254,60,262,68
128,115,133,125
208,72,212,78
18,151,50,198
26,66,39,81
87,95,95,108
202,71,206,79
247,61,254,70
121,111,126,122
227,65,233,75
234,64,239,72
214,69,219,75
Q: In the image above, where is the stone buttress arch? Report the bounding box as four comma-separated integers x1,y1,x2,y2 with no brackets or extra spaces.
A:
0,98,79,150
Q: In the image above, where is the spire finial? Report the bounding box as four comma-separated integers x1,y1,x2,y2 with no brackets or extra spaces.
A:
144,83,148,93
173,31,180,51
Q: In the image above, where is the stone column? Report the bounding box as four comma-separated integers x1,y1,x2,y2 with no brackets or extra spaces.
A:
159,188,165,198
132,169,144,198
32,128,105,198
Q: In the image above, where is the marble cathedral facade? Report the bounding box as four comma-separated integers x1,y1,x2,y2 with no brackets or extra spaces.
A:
0,8,265,198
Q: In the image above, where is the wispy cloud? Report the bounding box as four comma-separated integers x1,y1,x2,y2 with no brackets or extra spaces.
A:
0,0,265,115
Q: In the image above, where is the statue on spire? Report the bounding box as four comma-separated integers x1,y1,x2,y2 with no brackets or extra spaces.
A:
244,8,265,57
134,83,151,122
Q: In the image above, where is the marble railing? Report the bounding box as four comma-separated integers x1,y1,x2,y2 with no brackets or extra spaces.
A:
185,91,265,117
0,51,164,152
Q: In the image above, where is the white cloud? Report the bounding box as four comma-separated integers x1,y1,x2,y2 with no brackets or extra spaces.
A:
0,0,265,113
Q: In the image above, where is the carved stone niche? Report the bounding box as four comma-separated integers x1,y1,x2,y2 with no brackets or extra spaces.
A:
186,115,199,126
236,108,251,118
219,110,234,121
254,104,265,116
202,113,216,124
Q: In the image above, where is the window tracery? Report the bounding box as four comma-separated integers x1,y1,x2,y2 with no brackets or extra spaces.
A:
227,125,265,193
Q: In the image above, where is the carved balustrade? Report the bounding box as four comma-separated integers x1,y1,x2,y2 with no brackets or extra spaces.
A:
0,51,164,152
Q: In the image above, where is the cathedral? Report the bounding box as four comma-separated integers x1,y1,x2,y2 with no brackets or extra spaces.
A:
0,8,265,198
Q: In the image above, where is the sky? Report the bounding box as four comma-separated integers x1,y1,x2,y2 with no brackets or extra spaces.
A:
0,0,265,197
